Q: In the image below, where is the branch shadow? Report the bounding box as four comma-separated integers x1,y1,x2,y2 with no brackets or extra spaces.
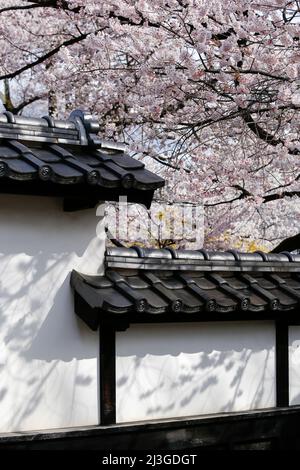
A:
116,322,276,423
0,194,103,432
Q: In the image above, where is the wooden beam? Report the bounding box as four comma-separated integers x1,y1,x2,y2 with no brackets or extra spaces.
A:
276,321,289,407
2,406,300,450
99,325,116,425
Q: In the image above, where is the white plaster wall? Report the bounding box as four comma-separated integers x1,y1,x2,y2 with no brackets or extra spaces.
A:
0,194,105,432
289,326,300,405
116,321,276,423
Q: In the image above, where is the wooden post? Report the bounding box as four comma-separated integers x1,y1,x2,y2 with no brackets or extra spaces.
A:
99,324,116,424
276,321,289,407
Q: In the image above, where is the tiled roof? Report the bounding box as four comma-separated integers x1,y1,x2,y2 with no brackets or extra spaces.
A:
71,247,300,330
0,110,164,209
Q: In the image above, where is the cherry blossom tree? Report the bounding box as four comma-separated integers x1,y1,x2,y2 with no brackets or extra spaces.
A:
0,0,299,250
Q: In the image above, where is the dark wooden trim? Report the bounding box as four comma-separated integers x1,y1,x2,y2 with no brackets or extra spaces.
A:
99,311,299,332
1,406,300,450
276,320,289,407
0,180,155,210
99,325,116,425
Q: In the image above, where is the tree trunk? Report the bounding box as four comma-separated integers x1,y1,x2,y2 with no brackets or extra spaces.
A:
48,89,57,116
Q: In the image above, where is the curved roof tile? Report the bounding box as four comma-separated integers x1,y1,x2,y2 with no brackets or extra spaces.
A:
71,247,300,330
0,110,164,209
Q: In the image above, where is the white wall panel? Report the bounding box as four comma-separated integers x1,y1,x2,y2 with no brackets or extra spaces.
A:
0,194,105,432
289,326,300,405
116,321,276,423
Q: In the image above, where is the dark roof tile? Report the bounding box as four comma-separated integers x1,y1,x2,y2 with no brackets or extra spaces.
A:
0,110,164,208
71,247,300,330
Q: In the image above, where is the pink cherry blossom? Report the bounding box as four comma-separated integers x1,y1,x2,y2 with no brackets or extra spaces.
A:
0,0,298,250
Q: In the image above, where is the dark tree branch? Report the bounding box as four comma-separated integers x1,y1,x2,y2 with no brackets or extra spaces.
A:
0,4,44,14
241,109,281,146
204,193,248,207
0,31,92,81
241,109,300,155
231,184,252,197
24,0,79,10
105,226,126,248
13,95,44,114
0,1,75,14
266,174,300,193
263,190,300,202
205,188,300,207
205,183,252,207
271,233,300,252
149,154,191,172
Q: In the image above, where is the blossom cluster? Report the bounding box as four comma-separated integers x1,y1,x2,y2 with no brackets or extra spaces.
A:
0,0,299,248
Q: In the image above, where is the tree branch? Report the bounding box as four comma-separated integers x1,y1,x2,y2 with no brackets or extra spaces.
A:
204,193,248,207
271,233,300,252
205,188,300,207
105,226,126,248
24,0,79,10
0,31,92,81
240,109,300,155
241,109,281,146
13,95,44,114
263,190,300,202
0,4,44,14
0,1,74,14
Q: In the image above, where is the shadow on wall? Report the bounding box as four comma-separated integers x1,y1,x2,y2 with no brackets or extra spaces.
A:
116,322,276,422
0,194,104,432
22,277,95,362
